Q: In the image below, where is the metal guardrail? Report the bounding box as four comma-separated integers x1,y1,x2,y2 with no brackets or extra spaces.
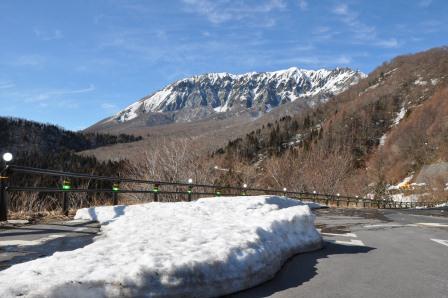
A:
0,165,447,221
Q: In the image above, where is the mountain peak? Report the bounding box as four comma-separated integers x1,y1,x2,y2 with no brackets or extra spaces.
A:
102,66,366,126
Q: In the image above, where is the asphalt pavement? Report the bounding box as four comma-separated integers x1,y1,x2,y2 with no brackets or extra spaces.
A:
0,220,99,270
229,208,448,298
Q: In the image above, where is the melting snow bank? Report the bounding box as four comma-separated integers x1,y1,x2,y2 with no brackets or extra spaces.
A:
0,196,322,298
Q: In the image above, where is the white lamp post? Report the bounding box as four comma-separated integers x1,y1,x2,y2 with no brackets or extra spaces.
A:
242,184,248,196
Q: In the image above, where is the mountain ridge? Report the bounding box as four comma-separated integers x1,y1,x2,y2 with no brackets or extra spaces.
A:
89,66,365,132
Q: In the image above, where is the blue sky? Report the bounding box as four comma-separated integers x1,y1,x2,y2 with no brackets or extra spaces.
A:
0,0,446,130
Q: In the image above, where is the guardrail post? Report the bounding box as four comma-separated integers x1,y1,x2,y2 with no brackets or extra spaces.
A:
187,185,192,202
113,192,118,205
0,178,8,221
62,192,69,216
62,179,71,216
112,183,119,205
153,183,159,202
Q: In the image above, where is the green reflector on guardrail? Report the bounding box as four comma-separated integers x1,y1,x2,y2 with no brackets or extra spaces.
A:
62,180,71,190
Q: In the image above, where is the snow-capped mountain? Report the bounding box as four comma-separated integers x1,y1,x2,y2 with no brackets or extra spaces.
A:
97,67,366,128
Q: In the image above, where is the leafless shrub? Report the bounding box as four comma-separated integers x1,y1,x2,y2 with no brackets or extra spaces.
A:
264,147,353,195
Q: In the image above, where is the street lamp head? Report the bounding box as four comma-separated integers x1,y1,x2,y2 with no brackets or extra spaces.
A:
2,152,13,162
214,165,218,169
283,187,287,192
243,183,247,188
336,193,340,197
313,190,317,194
188,178,193,184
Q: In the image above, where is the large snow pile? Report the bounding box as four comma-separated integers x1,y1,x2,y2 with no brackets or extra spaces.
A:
0,196,322,297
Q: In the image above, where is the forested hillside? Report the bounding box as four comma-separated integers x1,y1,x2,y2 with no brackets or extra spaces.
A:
213,47,448,196
0,117,141,174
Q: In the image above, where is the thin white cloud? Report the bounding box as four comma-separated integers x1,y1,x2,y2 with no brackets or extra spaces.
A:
333,3,349,15
14,55,46,66
312,26,340,41
182,0,286,24
57,99,79,109
101,102,118,110
418,20,444,33
274,54,352,66
33,28,63,41
297,0,308,11
375,38,399,48
314,26,330,34
331,3,399,48
332,3,375,38
0,81,15,89
418,0,432,7
24,85,95,103
0,85,94,114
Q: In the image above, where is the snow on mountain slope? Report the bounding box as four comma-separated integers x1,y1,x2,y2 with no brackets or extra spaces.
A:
111,67,366,124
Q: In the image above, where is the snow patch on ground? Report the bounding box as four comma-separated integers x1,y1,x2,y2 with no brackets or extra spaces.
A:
384,68,398,76
388,175,413,190
431,78,439,86
379,106,407,146
365,82,380,92
414,77,428,86
116,101,142,122
0,196,322,298
379,133,387,146
393,106,407,125
390,193,421,203
214,103,230,113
